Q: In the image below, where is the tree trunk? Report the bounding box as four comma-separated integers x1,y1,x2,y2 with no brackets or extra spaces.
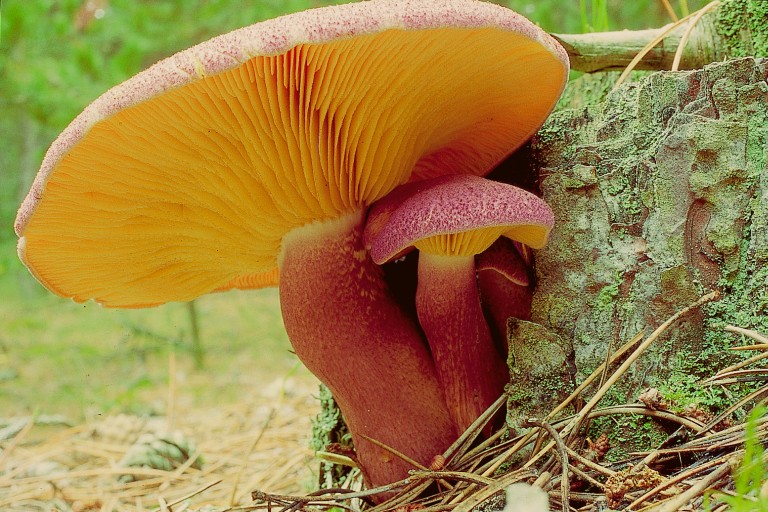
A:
516,57,768,425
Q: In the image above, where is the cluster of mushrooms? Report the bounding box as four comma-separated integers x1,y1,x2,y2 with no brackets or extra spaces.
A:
15,0,568,493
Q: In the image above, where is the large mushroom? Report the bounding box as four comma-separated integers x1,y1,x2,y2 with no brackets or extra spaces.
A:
365,175,554,433
14,0,568,489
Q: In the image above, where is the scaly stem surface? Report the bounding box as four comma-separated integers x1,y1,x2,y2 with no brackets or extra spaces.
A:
416,252,508,433
279,211,456,489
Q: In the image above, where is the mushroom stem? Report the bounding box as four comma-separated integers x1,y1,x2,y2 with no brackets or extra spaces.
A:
478,270,533,354
279,211,456,490
477,239,534,352
415,252,509,434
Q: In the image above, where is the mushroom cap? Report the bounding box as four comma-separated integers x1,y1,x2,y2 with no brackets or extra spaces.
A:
365,174,554,264
475,238,530,286
15,0,568,307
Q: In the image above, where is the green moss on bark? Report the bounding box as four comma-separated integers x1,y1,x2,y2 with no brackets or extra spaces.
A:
506,320,575,430
311,384,354,487
530,58,768,417
716,0,768,58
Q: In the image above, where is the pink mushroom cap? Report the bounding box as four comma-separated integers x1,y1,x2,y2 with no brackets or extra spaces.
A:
365,174,554,433
366,174,555,264
476,238,531,286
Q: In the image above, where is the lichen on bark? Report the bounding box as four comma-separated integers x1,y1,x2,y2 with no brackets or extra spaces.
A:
528,57,768,420
505,319,574,431
716,0,768,59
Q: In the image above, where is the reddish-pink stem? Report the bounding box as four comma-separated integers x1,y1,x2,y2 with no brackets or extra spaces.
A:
476,239,533,348
279,212,456,490
415,252,509,433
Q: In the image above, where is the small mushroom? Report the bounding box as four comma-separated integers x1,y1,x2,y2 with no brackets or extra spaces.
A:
476,238,534,348
365,175,554,432
15,0,568,489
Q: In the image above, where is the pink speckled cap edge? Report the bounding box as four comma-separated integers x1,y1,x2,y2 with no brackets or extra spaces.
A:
367,174,555,264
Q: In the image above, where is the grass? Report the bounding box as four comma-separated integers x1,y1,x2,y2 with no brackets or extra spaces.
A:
0,240,313,421
712,405,768,511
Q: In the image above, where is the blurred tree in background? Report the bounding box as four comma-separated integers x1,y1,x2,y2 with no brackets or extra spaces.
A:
1,0,709,271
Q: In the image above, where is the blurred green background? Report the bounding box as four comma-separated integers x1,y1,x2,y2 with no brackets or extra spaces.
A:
0,0,709,420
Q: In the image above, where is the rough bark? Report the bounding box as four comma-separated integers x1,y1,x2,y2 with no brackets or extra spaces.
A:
516,57,768,426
